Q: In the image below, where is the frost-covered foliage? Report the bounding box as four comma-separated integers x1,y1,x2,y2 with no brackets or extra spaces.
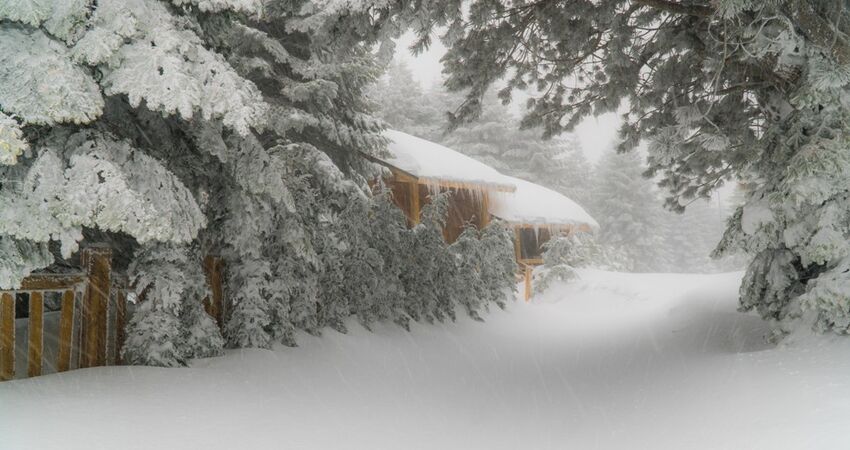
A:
0,129,205,272
449,221,516,319
534,232,621,294
398,193,515,324
0,113,27,165
380,0,850,335
0,238,52,289
123,244,223,367
71,0,267,135
590,151,667,272
0,25,103,125
170,0,263,15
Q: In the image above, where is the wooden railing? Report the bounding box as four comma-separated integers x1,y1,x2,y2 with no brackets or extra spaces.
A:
0,249,225,382
0,248,120,381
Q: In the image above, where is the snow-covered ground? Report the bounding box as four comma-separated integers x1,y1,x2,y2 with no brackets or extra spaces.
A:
3,270,850,450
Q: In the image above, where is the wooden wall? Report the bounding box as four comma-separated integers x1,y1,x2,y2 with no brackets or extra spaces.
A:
442,187,489,243
382,176,490,243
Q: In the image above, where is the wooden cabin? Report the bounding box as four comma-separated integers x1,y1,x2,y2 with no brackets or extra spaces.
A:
365,130,598,301
490,175,598,266
367,130,516,243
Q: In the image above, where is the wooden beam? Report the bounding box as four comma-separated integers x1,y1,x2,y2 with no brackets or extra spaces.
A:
0,292,14,381
20,274,86,291
518,258,545,266
57,290,75,373
409,181,421,225
27,292,44,377
524,265,533,302
82,248,112,368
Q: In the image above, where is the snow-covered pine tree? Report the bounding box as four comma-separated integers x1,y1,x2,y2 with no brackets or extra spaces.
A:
535,232,599,293
399,194,516,324
478,221,517,309
449,225,489,320
399,192,458,323
369,60,447,139
661,198,727,273
123,244,223,366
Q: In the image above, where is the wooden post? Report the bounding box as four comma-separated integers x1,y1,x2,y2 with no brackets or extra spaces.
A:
0,292,14,381
81,247,112,368
524,265,533,302
409,181,421,225
203,256,225,328
76,292,86,369
27,292,44,377
57,290,75,373
114,289,126,364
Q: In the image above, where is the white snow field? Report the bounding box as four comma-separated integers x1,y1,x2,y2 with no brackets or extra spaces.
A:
3,270,850,450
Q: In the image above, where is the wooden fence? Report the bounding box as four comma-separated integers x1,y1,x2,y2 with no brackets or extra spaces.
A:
0,248,224,382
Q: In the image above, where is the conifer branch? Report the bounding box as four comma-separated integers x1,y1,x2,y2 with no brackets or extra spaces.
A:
631,0,712,18
786,0,850,66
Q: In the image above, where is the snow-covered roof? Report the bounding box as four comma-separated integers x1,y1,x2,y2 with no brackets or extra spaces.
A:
379,130,516,192
490,176,599,229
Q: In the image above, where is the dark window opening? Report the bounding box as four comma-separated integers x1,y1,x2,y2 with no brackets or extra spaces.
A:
518,227,552,261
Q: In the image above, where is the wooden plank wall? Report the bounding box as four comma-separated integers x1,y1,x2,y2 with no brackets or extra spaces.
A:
442,187,489,243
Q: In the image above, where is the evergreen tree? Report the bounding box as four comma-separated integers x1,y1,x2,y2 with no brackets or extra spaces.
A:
661,198,727,273
535,232,610,293
370,60,446,139
591,150,667,272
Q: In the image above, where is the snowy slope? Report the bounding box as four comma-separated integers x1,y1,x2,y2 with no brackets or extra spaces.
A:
382,129,515,190
490,175,598,228
3,270,850,450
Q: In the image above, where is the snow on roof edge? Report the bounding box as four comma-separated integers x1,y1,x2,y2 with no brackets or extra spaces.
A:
378,130,516,192
489,175,599,230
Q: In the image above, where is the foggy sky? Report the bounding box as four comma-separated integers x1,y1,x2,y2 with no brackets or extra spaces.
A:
394,32,621,163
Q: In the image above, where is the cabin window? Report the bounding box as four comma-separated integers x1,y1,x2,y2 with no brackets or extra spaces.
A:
518,227,552,261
